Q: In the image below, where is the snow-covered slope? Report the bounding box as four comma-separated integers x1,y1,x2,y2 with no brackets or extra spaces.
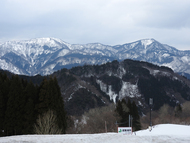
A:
137,124,190,136
0,124,190,143
0,38,190,75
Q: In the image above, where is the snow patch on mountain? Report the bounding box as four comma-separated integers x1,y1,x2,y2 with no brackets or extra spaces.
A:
138,101,142,106
162,53,170,57
130,42,138,49
181,56,190,63
57,49,70,57
117,66,126,78
162,57,184,73
143,66,172,77
96,79,141,103
67,83,86,101
108,65,126,79
141,39,154,49
0,59,24,75
96,79,118,103
119,81,141,99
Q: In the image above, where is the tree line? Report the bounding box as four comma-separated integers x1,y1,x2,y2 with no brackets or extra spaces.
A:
0,73,67,136
67,99,141,134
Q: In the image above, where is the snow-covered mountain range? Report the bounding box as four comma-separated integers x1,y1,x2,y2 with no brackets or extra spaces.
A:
0,37,189,75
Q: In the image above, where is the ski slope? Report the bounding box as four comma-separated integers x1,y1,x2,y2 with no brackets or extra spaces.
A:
0,124,190,143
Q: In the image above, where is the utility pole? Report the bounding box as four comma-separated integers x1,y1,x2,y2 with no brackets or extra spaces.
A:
105,121,107,133
129,114,133,129
149,98,153,131
116,121,118,132
129,115,130,127
131,116,133,129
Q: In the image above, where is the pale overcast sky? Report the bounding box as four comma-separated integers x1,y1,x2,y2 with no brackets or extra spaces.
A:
0,0,190,50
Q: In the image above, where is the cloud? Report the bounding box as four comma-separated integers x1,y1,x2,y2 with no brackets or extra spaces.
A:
134,1,190,29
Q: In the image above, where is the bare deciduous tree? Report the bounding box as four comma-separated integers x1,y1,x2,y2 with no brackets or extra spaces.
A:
34,110,62,134
182,101,190,117
71,104,120,134
141,102,190,129
158,104,174,123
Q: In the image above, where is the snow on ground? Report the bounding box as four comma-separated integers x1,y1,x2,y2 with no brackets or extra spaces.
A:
1,124,190,143
137,124,190,136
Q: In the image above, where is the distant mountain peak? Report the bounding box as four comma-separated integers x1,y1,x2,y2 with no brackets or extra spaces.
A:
26,37,67,47
140,38,155,42
140,39,155,49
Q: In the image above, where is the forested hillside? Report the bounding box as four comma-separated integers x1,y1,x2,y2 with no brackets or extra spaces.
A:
52,59,190,115
1,59,190,135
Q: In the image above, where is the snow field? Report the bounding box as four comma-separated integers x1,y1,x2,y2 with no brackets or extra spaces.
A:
0,124,190,143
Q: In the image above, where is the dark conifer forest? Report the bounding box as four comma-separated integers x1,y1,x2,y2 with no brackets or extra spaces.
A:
0,73,67,136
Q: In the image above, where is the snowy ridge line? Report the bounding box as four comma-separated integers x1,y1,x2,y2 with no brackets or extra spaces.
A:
142,66,172,77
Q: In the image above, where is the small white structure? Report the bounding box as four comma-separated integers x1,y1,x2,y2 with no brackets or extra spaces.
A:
118,127,132,135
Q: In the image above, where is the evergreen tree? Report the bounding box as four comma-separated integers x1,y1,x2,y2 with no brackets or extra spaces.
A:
52,77,67,133
0,90,5,136
5,75,25,135
23,81,38,134
115,99,129,127
174,103,182,117
36,78,50,114
36,77,67,133
0,73,10,136
131,101,141,131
